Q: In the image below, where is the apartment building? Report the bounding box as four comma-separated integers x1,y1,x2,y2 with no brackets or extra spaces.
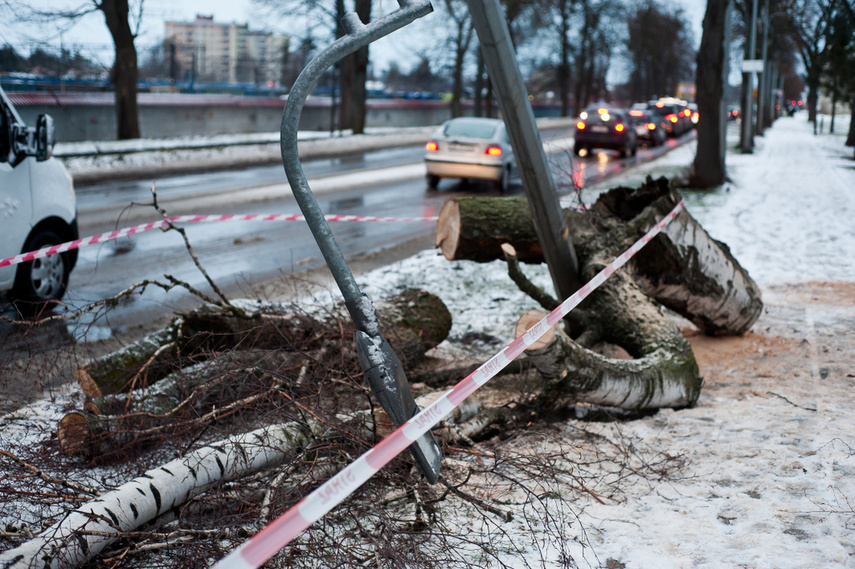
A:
165,15,289,85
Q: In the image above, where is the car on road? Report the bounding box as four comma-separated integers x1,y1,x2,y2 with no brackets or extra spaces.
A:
424,117,515,191
1,84,78,315
628,109,667,147
574,106,638,157
648,98,692,137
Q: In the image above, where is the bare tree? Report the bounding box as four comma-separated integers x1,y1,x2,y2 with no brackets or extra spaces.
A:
13,0,142,139
253,0,372,133
442,0,476,117
691,0,731,187
625,0,695,102
786,0,833,122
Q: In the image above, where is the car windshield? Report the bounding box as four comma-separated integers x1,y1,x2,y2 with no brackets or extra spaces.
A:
443,120,498,139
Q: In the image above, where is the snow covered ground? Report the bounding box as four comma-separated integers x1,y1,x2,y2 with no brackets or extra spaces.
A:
2,113,855,568
341,113,855,568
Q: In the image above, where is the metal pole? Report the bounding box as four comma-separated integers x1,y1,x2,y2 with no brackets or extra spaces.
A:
280,0,441,484
465,0,582,299
741,0,758,152
756,0,769,134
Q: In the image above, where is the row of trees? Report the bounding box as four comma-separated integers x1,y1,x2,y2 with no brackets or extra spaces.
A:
692,0,854,188
5,0,699,140
6,0,851,158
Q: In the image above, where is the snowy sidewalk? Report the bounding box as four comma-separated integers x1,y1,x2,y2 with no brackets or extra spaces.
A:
357,113,855,568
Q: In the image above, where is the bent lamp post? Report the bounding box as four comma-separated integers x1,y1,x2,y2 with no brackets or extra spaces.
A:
279,0,441,484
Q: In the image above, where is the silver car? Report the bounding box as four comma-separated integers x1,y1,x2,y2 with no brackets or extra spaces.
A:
424,117,515,191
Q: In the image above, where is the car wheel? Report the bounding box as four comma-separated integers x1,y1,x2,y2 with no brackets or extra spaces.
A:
573,144,582,156
426,174,440,189
10,230,70,316
619,146,628,158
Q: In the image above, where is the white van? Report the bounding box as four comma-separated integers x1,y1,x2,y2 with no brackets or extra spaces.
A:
0,84,78,315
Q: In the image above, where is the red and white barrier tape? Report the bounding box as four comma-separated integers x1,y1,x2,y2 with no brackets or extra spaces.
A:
211,200,686,569
0,213,438,269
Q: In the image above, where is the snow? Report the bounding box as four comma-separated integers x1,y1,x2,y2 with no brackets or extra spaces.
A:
3,113,855,568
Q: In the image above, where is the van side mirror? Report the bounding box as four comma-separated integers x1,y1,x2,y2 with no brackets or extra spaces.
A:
10,113,56,165
36,114,56,161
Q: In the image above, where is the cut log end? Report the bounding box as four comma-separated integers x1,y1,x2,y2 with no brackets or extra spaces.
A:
436,199,461,260
515,310,556,351
57,411,95,456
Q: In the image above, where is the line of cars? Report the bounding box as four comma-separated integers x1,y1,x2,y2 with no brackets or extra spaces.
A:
422,98,695,190
574,98,695,158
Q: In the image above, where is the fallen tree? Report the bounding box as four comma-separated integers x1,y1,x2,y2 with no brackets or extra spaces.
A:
59,289,452,458
75,288,452,399
436,176,763,336
6,392,484,569
435,178,762,412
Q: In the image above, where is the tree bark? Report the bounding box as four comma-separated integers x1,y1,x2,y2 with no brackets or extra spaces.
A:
517,306,701,410
76,289,452,400
13,389,480,569
691,0,729,187
100,0,141,140
436,178,763,336
0,421,322,569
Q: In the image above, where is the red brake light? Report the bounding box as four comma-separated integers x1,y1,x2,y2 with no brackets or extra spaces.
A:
629,110,643,117
668,114,678,123
646,123,656,130
425,141,438,152
485,145,503,157
615,123,625,132
577,121,586,130
597,107,608,114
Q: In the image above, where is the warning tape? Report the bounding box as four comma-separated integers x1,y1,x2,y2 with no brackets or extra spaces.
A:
210,200,686,569
0,213,438,269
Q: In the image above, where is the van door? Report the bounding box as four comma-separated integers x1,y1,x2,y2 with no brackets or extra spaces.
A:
0,105,35,290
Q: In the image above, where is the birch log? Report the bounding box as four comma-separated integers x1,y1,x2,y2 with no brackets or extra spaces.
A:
435,177,763,336
6,391,476,569
0,421,322,569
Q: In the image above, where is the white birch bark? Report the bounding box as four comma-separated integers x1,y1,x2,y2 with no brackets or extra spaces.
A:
0,421,321,569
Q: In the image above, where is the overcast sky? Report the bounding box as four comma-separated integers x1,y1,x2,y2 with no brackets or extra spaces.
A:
1,0,709,79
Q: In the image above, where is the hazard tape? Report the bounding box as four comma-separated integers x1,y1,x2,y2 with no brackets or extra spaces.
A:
0,214,438,269
210,200,686,569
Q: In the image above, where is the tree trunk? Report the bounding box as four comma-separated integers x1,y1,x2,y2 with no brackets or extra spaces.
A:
0,421,323,569
517,307,700,410
691,0,729,187
76,290,452,399
100,0,140,140
60,351,303,457
435,178,763,336
10,387,481,569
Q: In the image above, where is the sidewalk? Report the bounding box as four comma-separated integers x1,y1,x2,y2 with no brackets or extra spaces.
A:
354,113,855,568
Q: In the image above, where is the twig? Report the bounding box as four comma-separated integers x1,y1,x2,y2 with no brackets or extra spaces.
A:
500,243,559,311
150,182,242,316
0,449,99,496
767,391,817,412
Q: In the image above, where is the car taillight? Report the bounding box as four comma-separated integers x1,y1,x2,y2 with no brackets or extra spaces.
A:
667,114,678,123
577,121,586,130
425,141,439,152
485,145,503,157
646,123,656,130
615,123,625,132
